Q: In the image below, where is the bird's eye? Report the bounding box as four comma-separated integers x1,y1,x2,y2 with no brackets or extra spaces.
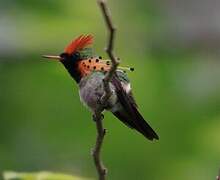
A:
73,52,80,59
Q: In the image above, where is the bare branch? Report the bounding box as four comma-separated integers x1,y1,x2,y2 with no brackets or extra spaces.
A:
92,0,120,180
92,113,107,180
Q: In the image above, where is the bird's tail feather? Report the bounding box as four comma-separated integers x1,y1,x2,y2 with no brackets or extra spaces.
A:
111,74,159,141
113,108,159,141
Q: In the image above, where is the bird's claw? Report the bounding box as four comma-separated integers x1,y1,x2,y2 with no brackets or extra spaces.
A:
97,98,103,105
92,114,96,121
92,113,104,122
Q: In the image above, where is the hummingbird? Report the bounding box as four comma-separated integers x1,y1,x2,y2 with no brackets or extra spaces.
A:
43,35,159,141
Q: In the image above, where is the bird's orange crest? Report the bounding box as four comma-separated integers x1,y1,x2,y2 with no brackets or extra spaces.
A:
64,35,93,55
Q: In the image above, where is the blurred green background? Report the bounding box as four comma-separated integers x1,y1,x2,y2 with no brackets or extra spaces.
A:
0,0,220,179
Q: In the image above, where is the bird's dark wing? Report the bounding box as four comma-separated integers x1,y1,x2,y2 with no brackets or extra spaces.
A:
115,70,138,107
111,72,159,141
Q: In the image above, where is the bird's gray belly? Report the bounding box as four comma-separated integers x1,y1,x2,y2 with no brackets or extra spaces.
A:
79,72,117,112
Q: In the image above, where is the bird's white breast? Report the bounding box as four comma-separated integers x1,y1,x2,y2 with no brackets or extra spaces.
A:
79,72,117,112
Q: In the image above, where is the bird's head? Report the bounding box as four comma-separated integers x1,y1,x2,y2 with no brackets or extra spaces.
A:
43,34,93,63
42,35,93,83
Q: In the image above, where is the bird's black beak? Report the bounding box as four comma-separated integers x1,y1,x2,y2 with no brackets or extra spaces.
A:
42,55,63,61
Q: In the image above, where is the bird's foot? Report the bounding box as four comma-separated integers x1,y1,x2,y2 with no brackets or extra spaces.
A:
97,98,103,106
92,113,104,122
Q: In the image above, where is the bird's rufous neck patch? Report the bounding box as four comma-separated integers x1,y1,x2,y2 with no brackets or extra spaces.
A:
77,57,111,76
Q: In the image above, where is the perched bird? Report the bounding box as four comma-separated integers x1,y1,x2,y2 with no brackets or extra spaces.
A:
43,35,159,141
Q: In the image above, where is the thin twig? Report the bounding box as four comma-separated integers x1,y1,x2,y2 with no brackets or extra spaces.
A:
92,0,120,180
92,112,107,180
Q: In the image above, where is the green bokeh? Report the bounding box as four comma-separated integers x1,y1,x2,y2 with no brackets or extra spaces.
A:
0,0,220,179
